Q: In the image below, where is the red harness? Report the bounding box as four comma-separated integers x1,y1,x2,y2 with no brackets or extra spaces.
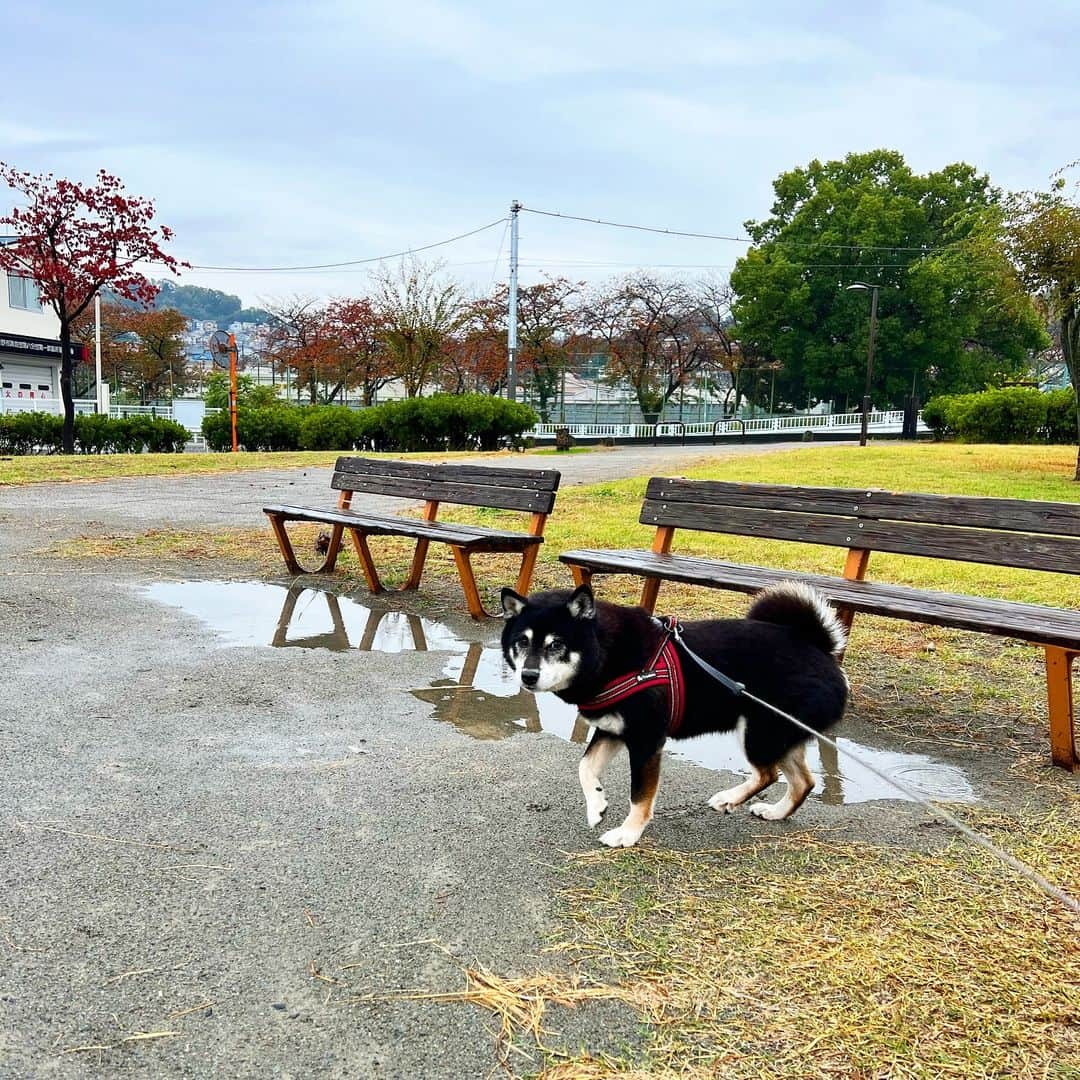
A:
578,616,687,735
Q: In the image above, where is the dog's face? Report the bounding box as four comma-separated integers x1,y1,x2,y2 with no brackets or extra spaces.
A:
500,584,597,694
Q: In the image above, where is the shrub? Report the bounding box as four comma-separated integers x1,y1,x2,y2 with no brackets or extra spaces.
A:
200,396,538,453
1,412,191,454
0,411,63,454
1045,388,1078,444
143,417,190,453
202,406,301,452
922,387,1077,444
298,406,366,451
960,388,1047,443
74,412,116,453
358,394,538,452
920,396,952,439
201,408,233,452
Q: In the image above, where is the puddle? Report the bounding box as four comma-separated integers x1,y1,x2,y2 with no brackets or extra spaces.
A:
144,580,976,806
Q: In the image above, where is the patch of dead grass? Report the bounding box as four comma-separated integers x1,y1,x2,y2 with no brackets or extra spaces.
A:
535,809,1080,1078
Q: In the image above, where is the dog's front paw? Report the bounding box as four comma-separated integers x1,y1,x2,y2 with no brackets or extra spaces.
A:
586,802,608,828
599,825,642,848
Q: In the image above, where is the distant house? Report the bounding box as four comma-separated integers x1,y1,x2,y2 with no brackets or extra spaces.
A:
0,266,85,413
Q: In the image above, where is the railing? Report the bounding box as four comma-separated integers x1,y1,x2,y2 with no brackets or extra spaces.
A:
531,410,926,441
0,398,175,420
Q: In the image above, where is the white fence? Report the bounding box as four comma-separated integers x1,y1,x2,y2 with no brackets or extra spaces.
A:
529,409,927,441
0,398,175,420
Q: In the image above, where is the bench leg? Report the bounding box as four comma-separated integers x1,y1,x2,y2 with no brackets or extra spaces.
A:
640,577,663,614
640,525,675,614
403,538,431,591
450,546,496,620
266,515,344,575
1046,647,1078,771
403,500,439,591
348,529,385,594
569,565,593,588
515,543,542,596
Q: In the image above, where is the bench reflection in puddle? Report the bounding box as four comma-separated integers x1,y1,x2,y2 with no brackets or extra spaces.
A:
144,580,975,805
271,583,586,743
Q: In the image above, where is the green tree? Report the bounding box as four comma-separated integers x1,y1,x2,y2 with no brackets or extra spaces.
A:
730,150,1046,412
204,371,280,409
1006,167,1080,479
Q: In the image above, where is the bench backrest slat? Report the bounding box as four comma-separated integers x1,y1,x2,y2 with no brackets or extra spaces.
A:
332,457,560,514
641,479,1080,574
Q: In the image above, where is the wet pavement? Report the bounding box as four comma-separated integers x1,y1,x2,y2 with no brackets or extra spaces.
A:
145,579,977,808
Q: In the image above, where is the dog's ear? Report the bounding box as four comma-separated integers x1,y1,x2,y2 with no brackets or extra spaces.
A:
500,588,527,619
567,583,595,620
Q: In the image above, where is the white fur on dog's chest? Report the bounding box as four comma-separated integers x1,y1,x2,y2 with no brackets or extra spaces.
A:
581,711,626,736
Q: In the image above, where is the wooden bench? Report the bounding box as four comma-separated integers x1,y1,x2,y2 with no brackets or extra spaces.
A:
264,457,560,619
560,478,1080,770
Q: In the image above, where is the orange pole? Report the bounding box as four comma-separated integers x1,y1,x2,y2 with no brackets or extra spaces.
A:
228,332,239,453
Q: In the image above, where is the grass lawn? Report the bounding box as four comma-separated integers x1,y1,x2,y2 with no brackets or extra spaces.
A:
44,442,1080,1076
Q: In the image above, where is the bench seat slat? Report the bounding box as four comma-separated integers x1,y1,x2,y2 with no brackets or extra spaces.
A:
265,504,542,551
639,500,1080,575
330,473,556,514
646,478,1080,537
559,548,1080,650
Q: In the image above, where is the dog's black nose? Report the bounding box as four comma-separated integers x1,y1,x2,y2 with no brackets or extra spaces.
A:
521,668,540,688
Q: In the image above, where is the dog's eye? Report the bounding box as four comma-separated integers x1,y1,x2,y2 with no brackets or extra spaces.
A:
514,635,530,651
545,639,563,653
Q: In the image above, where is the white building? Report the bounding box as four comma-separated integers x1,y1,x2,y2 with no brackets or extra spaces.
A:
0,268,77,413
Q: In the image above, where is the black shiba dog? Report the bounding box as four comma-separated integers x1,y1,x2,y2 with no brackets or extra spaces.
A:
500,581,848,847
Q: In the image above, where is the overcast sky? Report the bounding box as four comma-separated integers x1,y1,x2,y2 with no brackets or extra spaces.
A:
3,1,1076,304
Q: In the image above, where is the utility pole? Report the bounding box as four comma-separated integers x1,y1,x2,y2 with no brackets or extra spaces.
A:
94,293,103,413
846,282,882,447
507,200,520,400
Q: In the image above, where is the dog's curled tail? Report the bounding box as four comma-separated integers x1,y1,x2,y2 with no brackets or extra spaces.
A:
747,581,847,658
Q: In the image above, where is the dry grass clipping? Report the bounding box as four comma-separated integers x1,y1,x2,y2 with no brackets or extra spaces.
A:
347,963,649,1072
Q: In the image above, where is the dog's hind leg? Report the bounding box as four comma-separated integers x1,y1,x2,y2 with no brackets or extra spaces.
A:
579,730,622,827
708,763,778,814
708,718,777,813
600,748,661,848
750,743,815,821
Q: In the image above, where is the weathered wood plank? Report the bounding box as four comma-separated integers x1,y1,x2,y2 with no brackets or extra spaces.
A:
558,548,1080,649
331,473,557,513
334,456,560,491
263,504,541,550
638,500,1080,573
644,478,1080,537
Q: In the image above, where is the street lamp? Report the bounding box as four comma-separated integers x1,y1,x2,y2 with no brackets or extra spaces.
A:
845,282,880,447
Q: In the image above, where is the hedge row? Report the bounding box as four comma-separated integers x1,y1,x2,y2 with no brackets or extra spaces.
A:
922,387,1077,443
201,396,538,453
0,412,190,455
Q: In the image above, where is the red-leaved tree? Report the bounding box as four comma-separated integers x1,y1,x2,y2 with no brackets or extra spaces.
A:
325,297,393,405
0,165,184,452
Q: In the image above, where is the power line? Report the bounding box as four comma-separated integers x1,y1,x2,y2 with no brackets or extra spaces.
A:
521,204,957,254
151,217,508,273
